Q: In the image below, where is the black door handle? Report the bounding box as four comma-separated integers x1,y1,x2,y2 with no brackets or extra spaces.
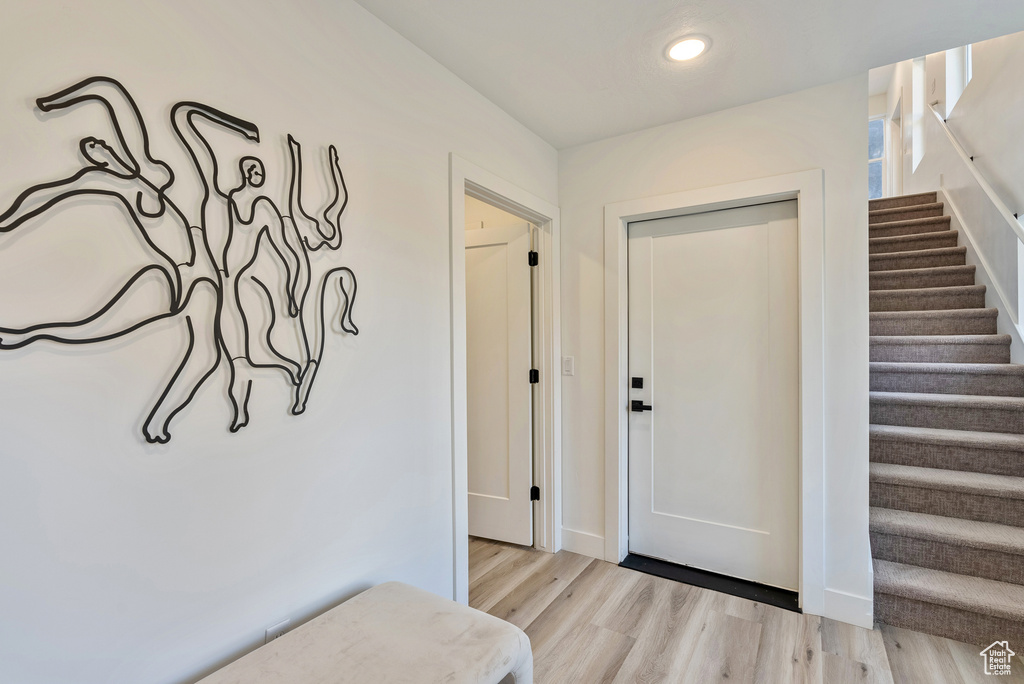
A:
631,400,653,412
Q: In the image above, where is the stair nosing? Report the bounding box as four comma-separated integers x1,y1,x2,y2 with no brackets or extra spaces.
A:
870,334,1010,346
869,216,952,231
870,361,1024,375
870,423,1024,451
869,230,958,245
874,559,1024,622
869,202,943,217
870,462,1024,500
870,390,1024,407
869,246,967,265
870,264,975,278
870,284,985,297
870,507,1024,555
870,308,997,319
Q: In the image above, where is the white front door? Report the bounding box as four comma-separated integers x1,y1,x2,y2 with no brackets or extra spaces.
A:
466,223,533,546
627,201,799,590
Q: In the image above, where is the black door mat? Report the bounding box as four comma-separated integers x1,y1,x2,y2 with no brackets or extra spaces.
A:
620,553,800,613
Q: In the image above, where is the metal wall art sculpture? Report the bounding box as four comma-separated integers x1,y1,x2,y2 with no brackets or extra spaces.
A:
0,77,358,443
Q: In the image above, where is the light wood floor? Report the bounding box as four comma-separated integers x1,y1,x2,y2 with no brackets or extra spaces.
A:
469,537,1024,683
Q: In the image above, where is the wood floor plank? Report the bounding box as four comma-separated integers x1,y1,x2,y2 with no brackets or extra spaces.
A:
528,561,643,671
881,623,965,684
484,550,593,629
468,538,527,586
593,572,665,639
823,651,876,682
540,623,635,684
612,581,713,683
946,635,1024,683
751,607,823,684
678,609,762,684
469,543,549,612
821,618,894,684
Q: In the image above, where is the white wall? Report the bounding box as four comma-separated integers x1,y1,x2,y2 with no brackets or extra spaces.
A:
941,31,1024,217
0,2,556,683
897,31,1024,361
869,93,888,118
558,76,873,620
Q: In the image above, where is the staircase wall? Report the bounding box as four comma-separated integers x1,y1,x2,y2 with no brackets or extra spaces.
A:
889,32,1024,362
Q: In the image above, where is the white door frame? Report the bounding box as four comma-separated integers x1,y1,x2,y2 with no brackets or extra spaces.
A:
603,170,825,615
450,154,562,604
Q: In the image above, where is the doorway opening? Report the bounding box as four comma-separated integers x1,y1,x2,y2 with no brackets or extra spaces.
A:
449,155,561,604
464,196,537,547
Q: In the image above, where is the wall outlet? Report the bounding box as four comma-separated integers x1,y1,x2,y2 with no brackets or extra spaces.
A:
265,618,290,644
562,356,575,376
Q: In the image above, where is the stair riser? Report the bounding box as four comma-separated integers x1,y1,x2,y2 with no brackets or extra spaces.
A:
874,592,1024,646
870,401,1024,434
870,314,997,336
871,482,1024,526
869,269,975,291
870,250,966,271
870,193,938,211
870,439,1024,477
869,233,959,255
870,289,986,312
870,370,1024,397
871,532,1024,585
870,342,1009,363
869,206,945,224
869,220,952,239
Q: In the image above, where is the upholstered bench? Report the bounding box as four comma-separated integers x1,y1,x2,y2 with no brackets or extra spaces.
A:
197,581,533,684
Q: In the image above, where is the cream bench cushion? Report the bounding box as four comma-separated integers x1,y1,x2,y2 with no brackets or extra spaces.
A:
198,581,533,684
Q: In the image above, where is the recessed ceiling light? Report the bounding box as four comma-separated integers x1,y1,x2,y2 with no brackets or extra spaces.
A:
668,37,708,61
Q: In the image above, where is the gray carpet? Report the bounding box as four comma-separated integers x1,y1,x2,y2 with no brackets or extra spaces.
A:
869,192,1024,645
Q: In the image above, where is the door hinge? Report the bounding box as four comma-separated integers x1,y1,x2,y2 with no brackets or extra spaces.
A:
530,485,540,501
529,369,539,384
528,250,539,266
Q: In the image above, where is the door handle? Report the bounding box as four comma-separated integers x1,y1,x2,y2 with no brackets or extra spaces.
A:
631,400,653,412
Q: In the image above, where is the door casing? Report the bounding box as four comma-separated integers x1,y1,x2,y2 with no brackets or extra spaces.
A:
449,154,562,605
603,170,826,615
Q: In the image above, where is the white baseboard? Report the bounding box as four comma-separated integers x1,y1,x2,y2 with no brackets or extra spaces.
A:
823,588,874,629
561,527,605,559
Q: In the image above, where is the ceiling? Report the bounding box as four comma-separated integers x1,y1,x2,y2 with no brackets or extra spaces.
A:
355,0,1024,149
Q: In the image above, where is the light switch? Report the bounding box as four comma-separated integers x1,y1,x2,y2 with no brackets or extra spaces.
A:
562,356,575,376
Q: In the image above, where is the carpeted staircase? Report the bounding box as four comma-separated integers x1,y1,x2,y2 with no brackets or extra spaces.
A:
869,191,1024,646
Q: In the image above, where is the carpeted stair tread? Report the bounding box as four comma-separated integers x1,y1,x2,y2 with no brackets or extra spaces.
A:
870,507,1024,557
870,308,998,336
874,559,1024,623
870,192,938,211
870,462,1024,500
869,215,952,238
870,423,1024,453
869,334,1010,363
870,424,1024,477
870,362,1024,397
870,284,986,312
869,230,959,254
870,362,1024,376
869,202,944,224
869,246,967,271
870,391,1024,434
869,265,976,291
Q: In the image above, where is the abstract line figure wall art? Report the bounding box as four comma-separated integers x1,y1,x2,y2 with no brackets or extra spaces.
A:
0,77,359,443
